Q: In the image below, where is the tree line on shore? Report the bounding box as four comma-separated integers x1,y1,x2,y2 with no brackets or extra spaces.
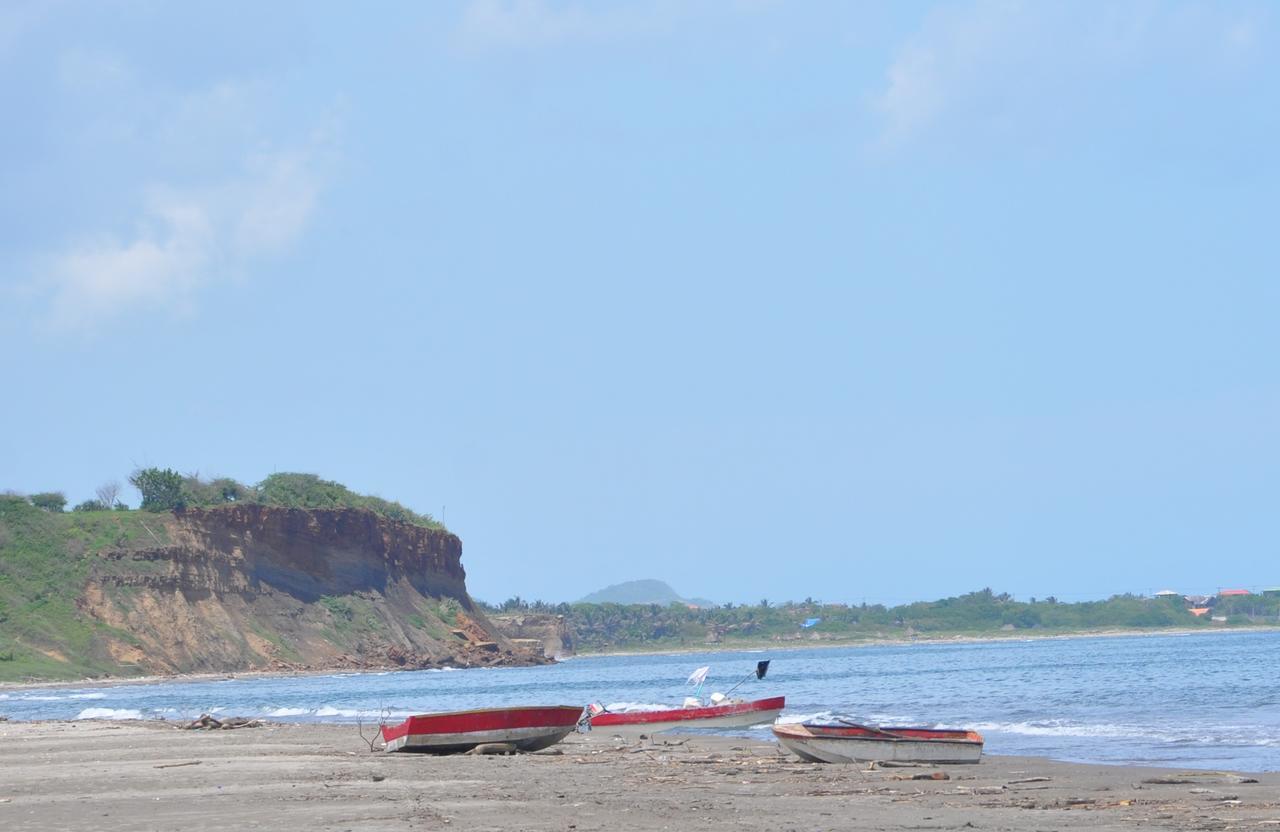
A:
481,588,1280,650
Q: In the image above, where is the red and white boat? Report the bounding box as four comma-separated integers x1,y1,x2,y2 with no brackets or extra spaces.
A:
773,721,984,764
587,695,786,733
381,706,583,754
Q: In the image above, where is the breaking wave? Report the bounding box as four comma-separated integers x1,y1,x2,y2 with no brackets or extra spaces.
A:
18,692,107,702
965,720,1280,747
76,707,143,720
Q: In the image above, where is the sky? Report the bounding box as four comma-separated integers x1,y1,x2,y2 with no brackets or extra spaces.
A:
1,0,1277,606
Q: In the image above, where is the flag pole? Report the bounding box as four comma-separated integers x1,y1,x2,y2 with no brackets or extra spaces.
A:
721,660,771,699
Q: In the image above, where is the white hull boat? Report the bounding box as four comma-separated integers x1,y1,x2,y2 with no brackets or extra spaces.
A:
773,722,984,764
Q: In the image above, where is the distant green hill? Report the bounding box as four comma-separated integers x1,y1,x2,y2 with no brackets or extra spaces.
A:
578,579,715,608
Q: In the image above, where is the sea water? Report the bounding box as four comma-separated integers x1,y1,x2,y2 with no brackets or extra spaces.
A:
3,630,1278,771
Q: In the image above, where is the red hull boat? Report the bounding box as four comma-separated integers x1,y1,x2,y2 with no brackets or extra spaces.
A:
381,706,583,754
588,696,785,733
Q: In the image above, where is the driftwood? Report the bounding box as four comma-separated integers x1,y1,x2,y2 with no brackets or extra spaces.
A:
181,714,262,730
468,742,517,756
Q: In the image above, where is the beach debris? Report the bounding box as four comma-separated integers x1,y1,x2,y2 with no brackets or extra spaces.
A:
181,714,262,730
468,742,517,755
370,774,386,782
357,708,391,752
1008,776,1051,784
154,760,203,769
1142,777,1195,785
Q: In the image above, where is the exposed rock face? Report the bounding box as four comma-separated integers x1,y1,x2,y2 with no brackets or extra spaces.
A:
79,505,546,675
489,613,575,658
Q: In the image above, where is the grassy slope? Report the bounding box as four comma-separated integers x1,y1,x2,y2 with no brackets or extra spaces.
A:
0,497,168,680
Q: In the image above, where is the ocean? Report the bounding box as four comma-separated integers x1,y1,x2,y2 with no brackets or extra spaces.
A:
3,630,1278,771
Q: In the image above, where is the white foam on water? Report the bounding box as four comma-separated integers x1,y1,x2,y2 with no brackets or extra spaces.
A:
961,720,1280,747
265,707,310,717
313,706,364,718
77,707,143,720
20,691,107,701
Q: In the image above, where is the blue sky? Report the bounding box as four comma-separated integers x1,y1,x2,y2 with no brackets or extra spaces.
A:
2,1,1277,605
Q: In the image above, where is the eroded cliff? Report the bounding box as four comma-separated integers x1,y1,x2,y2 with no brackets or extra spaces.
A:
69,505,543,676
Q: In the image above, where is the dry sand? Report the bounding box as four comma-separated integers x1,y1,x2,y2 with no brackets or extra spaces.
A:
1,720,1277,831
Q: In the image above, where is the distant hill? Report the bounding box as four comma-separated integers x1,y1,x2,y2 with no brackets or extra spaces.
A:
578,579,715,608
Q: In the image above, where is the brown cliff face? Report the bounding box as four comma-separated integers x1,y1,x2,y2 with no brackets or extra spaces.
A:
78,505,545,676
489,613,576,658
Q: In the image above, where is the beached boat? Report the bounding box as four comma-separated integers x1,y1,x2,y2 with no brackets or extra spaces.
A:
773,721,984,764
587,695,786,733
381,705,583,754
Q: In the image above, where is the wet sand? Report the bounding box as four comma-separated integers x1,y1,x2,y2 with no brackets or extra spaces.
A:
1,720,1277,831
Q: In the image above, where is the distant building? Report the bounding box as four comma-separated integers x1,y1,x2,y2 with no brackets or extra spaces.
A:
1154,589,1180,598
1219,589,1251,597
1184,595,1211,606
1189,607,1210,617
1263,588,1280,597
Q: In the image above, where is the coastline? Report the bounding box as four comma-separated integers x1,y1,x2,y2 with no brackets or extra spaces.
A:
573,622,1278,660
1,721,1275,831
3,624,1275,691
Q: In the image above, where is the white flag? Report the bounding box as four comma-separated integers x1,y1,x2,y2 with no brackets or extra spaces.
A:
687,666,710,686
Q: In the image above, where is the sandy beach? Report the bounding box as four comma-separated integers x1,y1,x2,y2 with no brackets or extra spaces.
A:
1,721,1276,831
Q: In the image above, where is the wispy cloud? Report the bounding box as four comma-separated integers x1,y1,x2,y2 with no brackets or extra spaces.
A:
40,145,327,331
873,0,1267,150
26,75,338,333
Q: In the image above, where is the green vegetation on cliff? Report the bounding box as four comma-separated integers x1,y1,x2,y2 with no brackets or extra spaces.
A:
14,468,445,531
0,496,165,679
0,473,455,681
485,588,1277,653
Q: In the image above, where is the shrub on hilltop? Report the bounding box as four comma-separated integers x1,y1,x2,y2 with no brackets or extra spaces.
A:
28,492,67,513
120,468,445,530
254,473,443,530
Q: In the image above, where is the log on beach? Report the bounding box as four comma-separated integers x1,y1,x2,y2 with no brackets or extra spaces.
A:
0,720,1277,832
180,714,263,730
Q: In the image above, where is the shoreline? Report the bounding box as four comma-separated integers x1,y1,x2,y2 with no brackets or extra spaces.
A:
1,721,1276,830
573,622,1278,659
3,624,1275,691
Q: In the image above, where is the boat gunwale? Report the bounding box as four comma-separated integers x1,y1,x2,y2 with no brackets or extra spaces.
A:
588,695,785,727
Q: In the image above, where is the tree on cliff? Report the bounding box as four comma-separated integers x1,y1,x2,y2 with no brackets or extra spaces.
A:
94,481,122,509
130,468,186,511
29,492,67,512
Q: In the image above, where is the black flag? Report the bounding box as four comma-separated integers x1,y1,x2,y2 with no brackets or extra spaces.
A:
756,660,771,680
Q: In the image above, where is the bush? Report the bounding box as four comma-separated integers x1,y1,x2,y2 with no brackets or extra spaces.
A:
182,475,253,506
255,472,443,529
72,500,108,512
29,492,67,512
129,468,186,512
